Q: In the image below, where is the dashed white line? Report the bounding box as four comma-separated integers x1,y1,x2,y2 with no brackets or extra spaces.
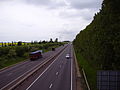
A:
56,72,59,75
26,48,66,90
49,84,53,88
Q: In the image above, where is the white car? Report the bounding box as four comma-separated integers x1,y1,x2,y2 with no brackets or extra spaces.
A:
66,54,70,59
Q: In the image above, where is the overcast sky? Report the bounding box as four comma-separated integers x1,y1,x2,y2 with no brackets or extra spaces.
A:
0,0,103,42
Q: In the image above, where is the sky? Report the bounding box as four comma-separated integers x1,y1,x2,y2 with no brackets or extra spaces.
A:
0,0,103,42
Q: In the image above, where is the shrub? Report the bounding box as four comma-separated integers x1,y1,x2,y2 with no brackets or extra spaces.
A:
8,49,16,57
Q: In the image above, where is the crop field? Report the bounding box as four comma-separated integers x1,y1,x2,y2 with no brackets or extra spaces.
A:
0,42,31,46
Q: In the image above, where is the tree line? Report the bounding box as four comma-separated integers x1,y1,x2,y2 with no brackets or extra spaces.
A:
73,0,120,70
0,38,58,47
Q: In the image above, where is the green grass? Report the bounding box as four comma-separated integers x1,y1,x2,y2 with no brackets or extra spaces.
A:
0,56,27,69
75,50,97,90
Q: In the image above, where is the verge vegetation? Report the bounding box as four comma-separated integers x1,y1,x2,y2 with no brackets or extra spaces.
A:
73,0,120,89
0,42,65,69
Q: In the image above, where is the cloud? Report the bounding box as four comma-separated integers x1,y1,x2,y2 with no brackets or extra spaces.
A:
0,0,102,10
57,30,76,41
58,8,96,21
22,0,67,9
22,0,103,10
0,0,103,42
67,0,103,9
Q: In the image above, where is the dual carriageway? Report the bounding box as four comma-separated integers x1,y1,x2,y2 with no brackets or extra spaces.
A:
0,44,81,90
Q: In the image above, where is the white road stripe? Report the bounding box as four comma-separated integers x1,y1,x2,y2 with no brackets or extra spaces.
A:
26,47,67,90
49,84,53,88
56,72,59,75
71,46,73,90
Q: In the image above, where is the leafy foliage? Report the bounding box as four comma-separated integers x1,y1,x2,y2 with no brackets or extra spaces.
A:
73,0,120,70
0,42,65,69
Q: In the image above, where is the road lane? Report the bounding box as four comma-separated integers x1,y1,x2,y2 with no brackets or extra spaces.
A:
0,45,66,89
26,44,72,90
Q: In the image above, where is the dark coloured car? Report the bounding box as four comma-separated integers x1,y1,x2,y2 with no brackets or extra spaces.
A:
52,48,55,51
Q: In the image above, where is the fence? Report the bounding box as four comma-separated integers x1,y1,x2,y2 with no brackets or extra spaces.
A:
97,71,120,90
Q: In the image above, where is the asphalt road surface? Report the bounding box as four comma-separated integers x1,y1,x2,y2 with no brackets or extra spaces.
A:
26,44,73,90
0,45,67,89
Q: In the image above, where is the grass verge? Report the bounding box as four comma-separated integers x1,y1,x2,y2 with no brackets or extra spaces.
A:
75,50,97,90
0,56,27,69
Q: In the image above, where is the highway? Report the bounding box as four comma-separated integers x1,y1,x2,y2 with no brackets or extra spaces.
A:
0,44,77,90
0,45,67,89
25,44,73,90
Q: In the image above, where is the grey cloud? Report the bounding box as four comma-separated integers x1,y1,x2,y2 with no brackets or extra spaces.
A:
0,0,66,9
58,9,95,21
23,0,66,9
24,0,51,6
57,30,77,41
0,0,103,41
67,0,103,9
23,0,103,10
0,0,103,10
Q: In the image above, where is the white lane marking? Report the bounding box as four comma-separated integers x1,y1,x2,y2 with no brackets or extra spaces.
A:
49,84,53,88
71,47,73,90
26,48,67,90
56,72,59,75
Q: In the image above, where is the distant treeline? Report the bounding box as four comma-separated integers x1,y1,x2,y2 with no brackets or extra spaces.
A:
0,38,59,47
73,0,120,70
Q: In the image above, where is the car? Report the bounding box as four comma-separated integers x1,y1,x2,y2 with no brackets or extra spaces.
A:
66,54,70,59
52,48,55,51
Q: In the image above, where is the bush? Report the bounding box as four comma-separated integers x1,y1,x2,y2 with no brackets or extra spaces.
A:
8,49,16,57
0,47,10,56
15,46,26,57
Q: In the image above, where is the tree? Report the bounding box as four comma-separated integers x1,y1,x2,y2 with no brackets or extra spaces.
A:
39,41,42,44
73,0,120,70
49,38,53,43
8,49,16,57
42,40,47,44
12,41,14,46
34,41,38,44
55,38,58,42
17,41,22,46
2,42,3,47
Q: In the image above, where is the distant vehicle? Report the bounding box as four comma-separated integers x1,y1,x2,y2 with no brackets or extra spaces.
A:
52,48,55,51
66,54,70,59
29,50,42,60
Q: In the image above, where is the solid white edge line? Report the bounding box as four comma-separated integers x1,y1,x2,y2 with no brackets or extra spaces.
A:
26,47,67,90
71,45,73,90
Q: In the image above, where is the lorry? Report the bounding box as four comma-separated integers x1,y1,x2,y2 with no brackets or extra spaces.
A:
29,50,42,60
